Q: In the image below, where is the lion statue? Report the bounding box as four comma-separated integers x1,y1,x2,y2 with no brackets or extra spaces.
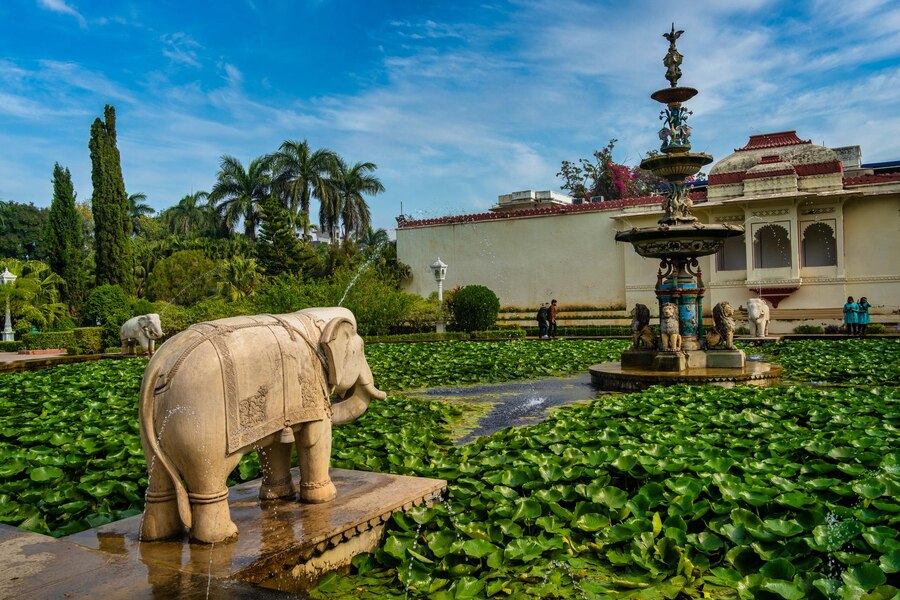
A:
659,302,681,352
630,303,655,349
747,298,770,337
706,301,736,349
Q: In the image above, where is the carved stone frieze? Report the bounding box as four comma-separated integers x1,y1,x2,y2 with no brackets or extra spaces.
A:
751,209,790,217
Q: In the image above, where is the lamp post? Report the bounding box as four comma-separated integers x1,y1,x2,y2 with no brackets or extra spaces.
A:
430,258,448,333
1,267,16,342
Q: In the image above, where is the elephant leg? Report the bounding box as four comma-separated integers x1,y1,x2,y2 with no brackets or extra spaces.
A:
296,420,336,504
148,339,155,356
140,454,184,541
184,453,242,544
257,442,297,500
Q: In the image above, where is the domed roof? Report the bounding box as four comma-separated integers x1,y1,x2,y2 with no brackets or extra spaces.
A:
708,131,843,198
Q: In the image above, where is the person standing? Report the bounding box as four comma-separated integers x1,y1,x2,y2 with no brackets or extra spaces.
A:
843,296,860,336
548,299,558,338
857,296,871,337
536,303,549,339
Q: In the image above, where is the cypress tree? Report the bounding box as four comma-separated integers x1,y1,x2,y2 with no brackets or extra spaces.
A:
46,163,85,306
89,104,133,290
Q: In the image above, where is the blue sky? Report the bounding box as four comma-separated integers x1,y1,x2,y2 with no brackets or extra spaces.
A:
2,0,899,234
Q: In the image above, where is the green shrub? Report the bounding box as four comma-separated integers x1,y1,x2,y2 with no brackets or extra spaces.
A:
866,323,887,334
0,340,23,351
472,328,526,340
22,330,76,350
365,331,469,343
451,285,500,333
82,285,132,347
73,327,103,354
793,324,824,334
735,326,750,335
524,325,632,337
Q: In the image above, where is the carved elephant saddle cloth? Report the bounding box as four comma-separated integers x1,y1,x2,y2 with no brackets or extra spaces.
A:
154,313,329,454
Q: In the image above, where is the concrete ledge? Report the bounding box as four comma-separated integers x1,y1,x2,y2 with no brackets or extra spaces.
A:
1,469,444,598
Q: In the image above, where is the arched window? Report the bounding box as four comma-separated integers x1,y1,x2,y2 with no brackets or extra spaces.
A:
801,221,837,267
753,223,791,269
716,234,746,271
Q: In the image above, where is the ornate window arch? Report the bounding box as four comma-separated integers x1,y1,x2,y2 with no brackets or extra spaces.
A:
801,221,837,267
716,234,746,271
752,222,791,269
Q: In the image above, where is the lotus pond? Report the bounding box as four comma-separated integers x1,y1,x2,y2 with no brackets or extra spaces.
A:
0,338,897,598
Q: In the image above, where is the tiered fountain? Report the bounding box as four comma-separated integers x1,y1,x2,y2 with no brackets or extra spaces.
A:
590,26,782,391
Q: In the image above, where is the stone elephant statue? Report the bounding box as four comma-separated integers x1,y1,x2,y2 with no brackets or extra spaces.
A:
138,307,387,544
121,313,164,356
747,298,770,337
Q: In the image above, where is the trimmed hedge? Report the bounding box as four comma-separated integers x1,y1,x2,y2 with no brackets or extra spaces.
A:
71,327,104,355
365,329,525,344
524,325,632,337
0,341,23,352
22,331,76,350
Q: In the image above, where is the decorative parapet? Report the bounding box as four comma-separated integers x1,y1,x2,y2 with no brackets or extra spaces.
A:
397,193,707,229
843,173,900,186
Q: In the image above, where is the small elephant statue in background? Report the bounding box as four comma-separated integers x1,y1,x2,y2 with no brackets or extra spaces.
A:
659,302,681,352
121,314,164,356
747,298,771,337
139,307,387,544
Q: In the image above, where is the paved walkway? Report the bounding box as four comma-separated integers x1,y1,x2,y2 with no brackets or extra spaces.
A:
0,350,67,363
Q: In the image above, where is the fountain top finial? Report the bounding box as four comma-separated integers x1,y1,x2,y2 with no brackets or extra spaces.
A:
662,23,685,88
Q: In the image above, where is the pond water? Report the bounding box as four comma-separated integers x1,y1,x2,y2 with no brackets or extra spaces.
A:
413,373,604,444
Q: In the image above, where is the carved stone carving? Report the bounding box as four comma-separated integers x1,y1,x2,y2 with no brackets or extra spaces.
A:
706,301,736,349
139,307,388,544
747,298,771,337
630,304,655,349
660,303,682,352
120,313,164,356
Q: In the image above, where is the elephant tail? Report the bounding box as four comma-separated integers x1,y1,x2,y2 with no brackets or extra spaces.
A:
139,358,192,529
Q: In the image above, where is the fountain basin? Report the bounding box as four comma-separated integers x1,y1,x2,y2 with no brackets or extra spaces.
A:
639,152,712,180
590,360,782,392
614,223,743,259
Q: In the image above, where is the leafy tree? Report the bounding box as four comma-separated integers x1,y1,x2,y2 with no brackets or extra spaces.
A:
320,159,383,242
256,194,318,277
268,139,339,238
82,283,132,346
557,139,662,200
146,250,217,305
161,191,213,236
451,284,500,332
127,192,154,235
215,255,262,302
0,259,68,333
0,201,49,261
46,163,85,307
209,155,270,240
89,104,133,289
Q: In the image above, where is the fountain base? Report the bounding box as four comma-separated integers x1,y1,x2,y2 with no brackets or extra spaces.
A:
590,356,781,392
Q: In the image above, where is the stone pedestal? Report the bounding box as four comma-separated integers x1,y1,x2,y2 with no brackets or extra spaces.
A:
620,348,656,369
706,349,746,369
652,352,686,372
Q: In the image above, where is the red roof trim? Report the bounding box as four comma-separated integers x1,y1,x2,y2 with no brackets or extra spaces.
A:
736,131,811,152
843,172,900,186
708,172,745,186
795,161,843,176
760,155,782,164
396,193,706,229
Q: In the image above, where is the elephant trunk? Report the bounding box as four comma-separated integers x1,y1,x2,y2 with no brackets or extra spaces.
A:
331,380,386,425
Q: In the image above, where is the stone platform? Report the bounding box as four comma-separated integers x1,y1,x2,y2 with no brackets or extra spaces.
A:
1,468,445,598
590,360,782,392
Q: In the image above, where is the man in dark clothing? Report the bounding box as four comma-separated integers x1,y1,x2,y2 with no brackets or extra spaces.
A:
549,299,558,338
536,303,549,338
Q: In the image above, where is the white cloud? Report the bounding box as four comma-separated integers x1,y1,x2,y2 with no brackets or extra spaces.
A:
161,33,202,68
37,0,87,28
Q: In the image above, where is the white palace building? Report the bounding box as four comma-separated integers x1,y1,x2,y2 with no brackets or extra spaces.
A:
396,131,900,331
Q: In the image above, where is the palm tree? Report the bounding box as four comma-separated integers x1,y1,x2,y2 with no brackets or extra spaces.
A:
215,255,262,302
323,159,384,242
360,226,390,251
127,192,154,235
163,191,211,236
209,155,270,241
0,259,68,330
268,140,339,237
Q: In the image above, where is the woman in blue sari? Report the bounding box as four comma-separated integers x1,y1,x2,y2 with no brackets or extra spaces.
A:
857,296,871,337
843,296,860,336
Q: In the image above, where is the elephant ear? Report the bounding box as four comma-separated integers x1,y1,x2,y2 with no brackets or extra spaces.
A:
321,317,356,387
